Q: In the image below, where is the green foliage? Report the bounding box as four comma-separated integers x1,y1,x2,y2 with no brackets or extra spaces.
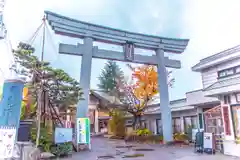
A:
98,61,124,93
235,137,240,144
136,128,152,136
12,42,83,111
122,153,144,158
50,142,72,157
109,109,126,137
173,133,189,141
20,102,26,120
125,134,162,143
31,123,53,152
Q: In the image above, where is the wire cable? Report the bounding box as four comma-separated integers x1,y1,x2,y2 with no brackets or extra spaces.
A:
46,23,59,55
45,22,61,65
27,22,43,46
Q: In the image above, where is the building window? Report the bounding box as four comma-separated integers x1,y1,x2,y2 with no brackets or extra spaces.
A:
218,69,234,78
156,119,162,135
191,116,198,128
231,105,240,139
218,65,240,78
184,116,197,133
172,118,181,133
235,93,240,103
184,117,191,133
141,120,147,129
223,95,231,104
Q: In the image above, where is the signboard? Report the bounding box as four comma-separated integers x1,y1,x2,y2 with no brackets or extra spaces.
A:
222,105,231,135
55,128,73,144
124,43,134,61
0,81,24,128
203,132,214,149
0,126,16,158
76,118,90,144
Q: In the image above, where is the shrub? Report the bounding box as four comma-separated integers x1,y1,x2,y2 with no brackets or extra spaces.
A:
173,133,189,141
50,142,72,157
108,109,126,137
125,134,162,143
136,128,152,136
31,123,53,152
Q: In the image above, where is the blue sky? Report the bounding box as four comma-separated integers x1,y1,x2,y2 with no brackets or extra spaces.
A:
1,0,240,100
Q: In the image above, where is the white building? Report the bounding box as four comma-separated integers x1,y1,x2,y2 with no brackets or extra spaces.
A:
192,45,240,157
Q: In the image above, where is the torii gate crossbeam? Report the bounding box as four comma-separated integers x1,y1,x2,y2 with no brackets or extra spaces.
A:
45,11,189,143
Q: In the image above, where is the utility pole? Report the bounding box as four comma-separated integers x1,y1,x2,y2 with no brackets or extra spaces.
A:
36,15,46,147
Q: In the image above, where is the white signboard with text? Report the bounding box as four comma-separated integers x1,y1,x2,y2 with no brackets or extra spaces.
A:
203,132,214,149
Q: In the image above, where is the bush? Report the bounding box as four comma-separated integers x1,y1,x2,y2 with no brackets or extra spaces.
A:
31,123,53,152
173,133,189,141
125,134,162,143
108,109,126,137
136,128,152,136
50,142,72,157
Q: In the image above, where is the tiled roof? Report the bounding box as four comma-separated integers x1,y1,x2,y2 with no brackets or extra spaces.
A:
204,76,240,91
91,90,122,104
91,90,186,107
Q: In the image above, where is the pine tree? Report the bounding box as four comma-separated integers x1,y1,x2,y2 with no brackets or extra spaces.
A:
97,61,124,93
11,42,83,122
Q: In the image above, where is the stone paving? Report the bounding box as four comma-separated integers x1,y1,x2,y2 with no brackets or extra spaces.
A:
62,137,240,160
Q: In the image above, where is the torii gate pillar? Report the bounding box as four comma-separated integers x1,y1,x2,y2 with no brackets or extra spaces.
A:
156,48,172,142
45,11,189,144
77,37,93,118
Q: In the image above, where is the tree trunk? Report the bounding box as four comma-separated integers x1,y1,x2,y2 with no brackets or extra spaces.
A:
132,114,142,130
139,115,143,129
132,114,137,130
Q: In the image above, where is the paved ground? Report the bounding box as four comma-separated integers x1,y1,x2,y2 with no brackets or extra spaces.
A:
62,137,240,160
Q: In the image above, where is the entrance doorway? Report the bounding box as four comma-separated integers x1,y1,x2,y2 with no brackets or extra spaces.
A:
204,105,224,152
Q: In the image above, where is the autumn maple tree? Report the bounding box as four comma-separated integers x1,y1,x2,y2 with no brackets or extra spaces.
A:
116,64,174,129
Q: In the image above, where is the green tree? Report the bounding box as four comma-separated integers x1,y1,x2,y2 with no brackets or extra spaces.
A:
12,42,83,124
12,42,83,151
97,61,124,93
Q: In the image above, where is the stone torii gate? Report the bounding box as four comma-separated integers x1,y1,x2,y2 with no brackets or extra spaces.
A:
45,11,189,142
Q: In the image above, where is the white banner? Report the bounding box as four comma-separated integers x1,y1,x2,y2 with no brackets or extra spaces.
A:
0,126,16,158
